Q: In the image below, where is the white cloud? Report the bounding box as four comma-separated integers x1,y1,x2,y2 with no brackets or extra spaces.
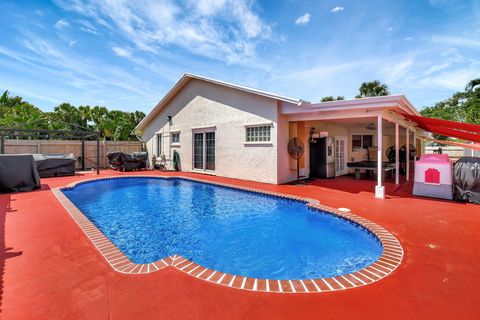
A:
77,19,100,35
387,27,393,31
54,0,111,29
54,19,70,29
14,34,155,97
380,59,414,82
405,37,413,41
279,61,367,82
112,46,132,58
55,0,272,64
0,81,62,105
418,65,480,90
295,13,311,26
22,37,63,58
432,35,480,49
68,40,77,47
189,0,227,16
331,6,344,13
424,63,450,76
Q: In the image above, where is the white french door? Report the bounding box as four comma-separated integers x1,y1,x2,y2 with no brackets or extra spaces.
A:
335,137,348,176
193,130,215,171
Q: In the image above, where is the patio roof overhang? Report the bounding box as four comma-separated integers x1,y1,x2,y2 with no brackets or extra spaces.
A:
280,95,420,117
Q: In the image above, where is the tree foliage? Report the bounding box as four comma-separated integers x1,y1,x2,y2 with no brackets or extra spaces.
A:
321,96,345,102
0,90,145,141
0,91,49,130
420,78,480,124
355,80,390,98
420,78,480,140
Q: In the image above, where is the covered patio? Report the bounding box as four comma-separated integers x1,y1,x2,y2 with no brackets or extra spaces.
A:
282,95,425,198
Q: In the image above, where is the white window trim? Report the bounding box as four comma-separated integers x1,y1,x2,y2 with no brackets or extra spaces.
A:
191,128,215,172
351,133,376,151
245,123,272,144
244,122,273,128
190,169,216,175
191,125,216,132
170,131,180,146
244,142,273,146
156,133,162,156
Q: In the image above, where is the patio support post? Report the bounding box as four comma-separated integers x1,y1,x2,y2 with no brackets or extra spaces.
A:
406,128,410,181
375,115,385,199
395,123,399,185
413,131,417,162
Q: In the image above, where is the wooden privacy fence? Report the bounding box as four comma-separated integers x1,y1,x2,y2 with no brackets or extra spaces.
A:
425,146,465,162
1,139,144,169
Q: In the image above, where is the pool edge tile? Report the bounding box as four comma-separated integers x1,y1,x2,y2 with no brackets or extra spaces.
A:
51,174,404,294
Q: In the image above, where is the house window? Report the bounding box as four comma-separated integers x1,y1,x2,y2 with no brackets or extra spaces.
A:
352,134,373,151
156,133,162,156
246,125,271,142
171,132,180,144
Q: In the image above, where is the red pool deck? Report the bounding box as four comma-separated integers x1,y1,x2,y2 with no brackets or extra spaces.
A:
1,170,479,319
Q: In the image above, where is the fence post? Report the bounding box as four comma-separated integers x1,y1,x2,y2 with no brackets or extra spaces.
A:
96,134,100,175
0,136,4,154
101,140,105,168
81,138,85,171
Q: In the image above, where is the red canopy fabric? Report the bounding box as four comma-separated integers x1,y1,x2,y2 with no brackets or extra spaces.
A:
401,113,480,143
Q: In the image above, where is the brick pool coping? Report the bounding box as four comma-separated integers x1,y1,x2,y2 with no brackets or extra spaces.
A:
52,175,404,294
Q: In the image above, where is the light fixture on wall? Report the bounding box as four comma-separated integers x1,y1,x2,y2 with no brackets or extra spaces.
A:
166,115,172,125
309,127,316,143
365,123,376,130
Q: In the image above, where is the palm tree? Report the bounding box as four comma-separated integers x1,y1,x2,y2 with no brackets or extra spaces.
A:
355,80,390,98
0,91,49,130
1,90,146,141
78,105,92,129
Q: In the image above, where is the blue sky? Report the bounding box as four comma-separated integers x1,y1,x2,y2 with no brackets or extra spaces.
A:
0,0,479,113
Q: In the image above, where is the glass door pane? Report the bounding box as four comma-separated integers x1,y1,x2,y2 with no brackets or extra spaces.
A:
335,140,340,172
205,132,215,171
193,133,204,169
339,140,345,171
335,137,347,175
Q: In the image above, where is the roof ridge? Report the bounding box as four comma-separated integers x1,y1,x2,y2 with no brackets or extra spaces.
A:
134,73,303,133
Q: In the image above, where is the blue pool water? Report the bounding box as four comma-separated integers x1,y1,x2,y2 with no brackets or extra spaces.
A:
63,177,383,280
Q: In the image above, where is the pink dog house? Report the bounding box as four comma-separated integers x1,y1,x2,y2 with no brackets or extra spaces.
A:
413,154,453,200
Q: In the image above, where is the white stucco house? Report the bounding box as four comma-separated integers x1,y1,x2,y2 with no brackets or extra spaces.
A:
134,73,425,198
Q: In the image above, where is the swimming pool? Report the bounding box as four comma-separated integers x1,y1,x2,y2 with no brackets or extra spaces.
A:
61,177,384,280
